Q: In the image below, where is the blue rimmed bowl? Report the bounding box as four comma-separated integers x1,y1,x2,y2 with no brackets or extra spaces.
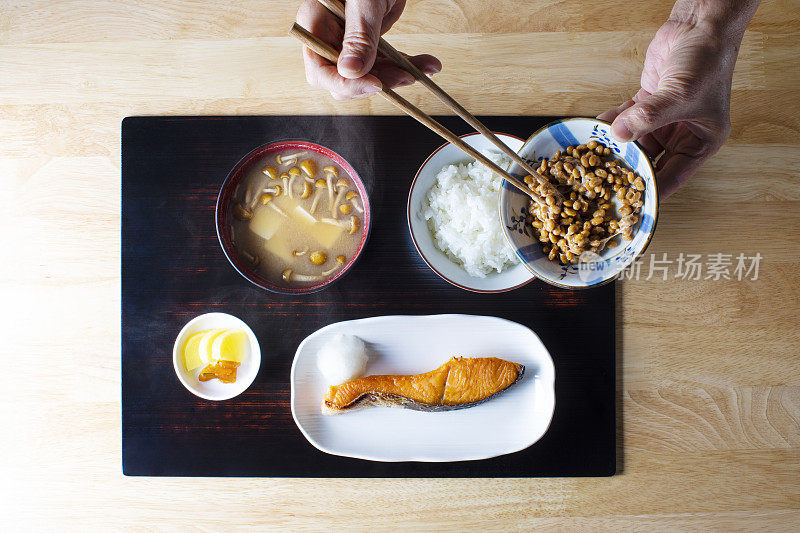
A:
499,117,659,289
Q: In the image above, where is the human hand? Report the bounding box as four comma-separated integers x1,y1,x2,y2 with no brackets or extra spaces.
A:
599,18,743,198
296,0,441,100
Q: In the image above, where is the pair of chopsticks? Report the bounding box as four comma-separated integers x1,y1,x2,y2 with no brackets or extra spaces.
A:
289,0,558,207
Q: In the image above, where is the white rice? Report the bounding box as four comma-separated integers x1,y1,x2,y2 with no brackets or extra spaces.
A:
422,151,519,277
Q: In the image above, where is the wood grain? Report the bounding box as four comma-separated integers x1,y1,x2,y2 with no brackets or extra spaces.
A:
1,0,799,529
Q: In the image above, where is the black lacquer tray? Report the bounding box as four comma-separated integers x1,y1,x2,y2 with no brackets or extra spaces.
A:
121,115,615,477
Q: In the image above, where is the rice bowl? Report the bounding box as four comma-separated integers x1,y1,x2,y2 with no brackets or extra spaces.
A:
407,132,535,293
422,151,519,278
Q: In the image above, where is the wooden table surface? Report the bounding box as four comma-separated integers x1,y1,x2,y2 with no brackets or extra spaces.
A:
2,0,799,530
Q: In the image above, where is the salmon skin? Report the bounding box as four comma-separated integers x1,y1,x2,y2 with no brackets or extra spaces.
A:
321,357,524,415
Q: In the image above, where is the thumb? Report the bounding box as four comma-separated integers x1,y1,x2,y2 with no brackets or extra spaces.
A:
611,90,683,142
338,0,384,79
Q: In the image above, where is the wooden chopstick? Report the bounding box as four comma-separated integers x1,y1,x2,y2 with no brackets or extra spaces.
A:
315,0,561,201
289,23,545,206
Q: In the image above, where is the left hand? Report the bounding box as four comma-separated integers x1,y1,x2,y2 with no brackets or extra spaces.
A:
598,19,739,198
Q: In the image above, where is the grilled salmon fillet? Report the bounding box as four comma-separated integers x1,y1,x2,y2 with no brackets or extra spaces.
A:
321,356,524,415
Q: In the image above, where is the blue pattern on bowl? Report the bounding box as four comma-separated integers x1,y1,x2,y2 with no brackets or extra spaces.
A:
518,243,545,262
639,212,654,235
499,118,659,289
548,121,580,151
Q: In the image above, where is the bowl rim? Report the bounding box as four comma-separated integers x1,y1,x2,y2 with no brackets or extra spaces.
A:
216,139,372,295
171,312,261,401
499,116,660,290
407,131,536,294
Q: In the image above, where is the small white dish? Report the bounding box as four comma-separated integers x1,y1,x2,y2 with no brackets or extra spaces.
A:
500,117,659,289
290,314,556,462
172,312,261,401
407,133,536,293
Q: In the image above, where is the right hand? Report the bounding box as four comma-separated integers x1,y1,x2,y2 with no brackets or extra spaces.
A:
296,0,442,100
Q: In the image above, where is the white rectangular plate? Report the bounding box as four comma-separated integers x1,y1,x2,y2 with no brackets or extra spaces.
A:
290,314,556,462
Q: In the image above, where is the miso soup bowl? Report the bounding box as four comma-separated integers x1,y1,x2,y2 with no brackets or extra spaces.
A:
499,117,659,289
216,140,371,295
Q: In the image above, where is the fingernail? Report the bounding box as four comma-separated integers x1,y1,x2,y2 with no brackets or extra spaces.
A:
396,79,414,87
360,85,381,95
612,120,634,142
424,65,441,75
339,55,364,76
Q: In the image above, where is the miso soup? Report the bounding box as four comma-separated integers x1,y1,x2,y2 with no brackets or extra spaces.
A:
229,149,366,288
